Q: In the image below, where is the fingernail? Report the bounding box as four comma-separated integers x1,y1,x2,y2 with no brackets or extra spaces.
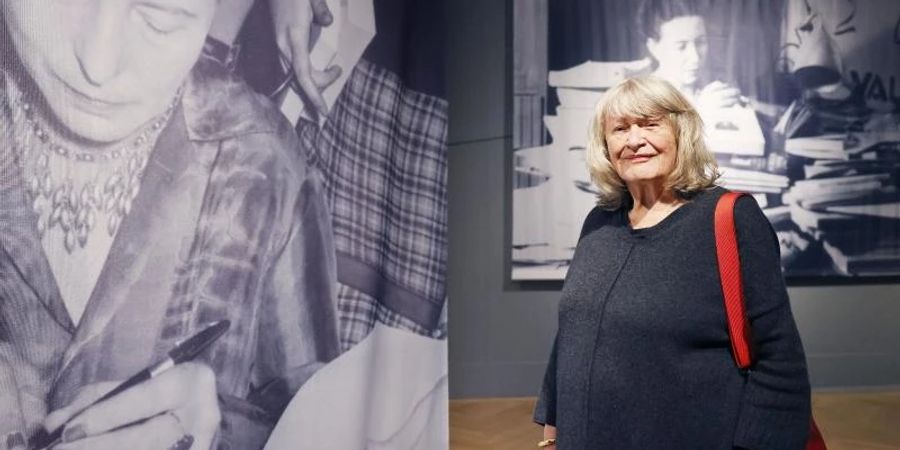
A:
61,425,85,443
5,431,24,450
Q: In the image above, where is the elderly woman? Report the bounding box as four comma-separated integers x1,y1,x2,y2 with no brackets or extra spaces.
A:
0,0,339,449
533,76,811,449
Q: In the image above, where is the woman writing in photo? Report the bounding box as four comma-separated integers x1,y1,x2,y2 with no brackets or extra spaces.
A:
0,1,339,448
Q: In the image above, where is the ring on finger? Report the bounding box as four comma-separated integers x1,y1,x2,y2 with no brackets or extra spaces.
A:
168,434,194,450
165,411,193,450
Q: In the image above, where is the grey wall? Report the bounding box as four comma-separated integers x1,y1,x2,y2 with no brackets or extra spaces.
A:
447,0,900,398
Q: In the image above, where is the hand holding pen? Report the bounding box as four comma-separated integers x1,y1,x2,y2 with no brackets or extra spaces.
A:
32,320,229,450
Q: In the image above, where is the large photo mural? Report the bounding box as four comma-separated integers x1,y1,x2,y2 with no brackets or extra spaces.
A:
0,0,448,449
512,0,900,281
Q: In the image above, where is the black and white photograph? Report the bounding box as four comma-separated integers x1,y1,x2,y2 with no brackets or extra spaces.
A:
0,0,448,449
512,0,900,280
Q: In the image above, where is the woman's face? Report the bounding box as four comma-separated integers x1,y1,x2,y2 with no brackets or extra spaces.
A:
2,0,217,143
604,115,678,188
646,15,708,89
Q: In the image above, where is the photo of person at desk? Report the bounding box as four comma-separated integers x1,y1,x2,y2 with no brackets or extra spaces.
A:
0,0,340,449
637,0,743,110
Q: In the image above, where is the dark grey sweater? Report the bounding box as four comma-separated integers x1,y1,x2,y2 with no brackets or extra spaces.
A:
534,187,811,450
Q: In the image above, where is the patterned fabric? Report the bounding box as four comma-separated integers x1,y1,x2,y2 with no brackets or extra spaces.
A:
298,59,448,348
336,285,435,352
0,56,340,449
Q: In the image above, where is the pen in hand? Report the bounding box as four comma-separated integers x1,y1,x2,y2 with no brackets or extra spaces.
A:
29,319,231,450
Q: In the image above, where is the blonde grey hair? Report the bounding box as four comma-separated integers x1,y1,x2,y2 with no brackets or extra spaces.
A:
585,76,719,210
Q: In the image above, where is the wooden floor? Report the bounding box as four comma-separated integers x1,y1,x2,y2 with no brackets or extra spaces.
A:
450,391,900,450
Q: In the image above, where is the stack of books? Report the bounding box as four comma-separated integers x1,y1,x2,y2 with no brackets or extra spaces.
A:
714,147,790,211
782,153,900,275
785,131,900,160
719,166,789,195
769,97,900,275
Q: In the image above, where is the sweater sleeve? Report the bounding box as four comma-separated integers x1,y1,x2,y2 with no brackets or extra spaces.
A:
533,335,558,426
731,196,812,450
533,207,603,426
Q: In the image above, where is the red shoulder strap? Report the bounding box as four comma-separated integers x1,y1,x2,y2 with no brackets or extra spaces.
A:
714,192,828,449
714,191,753,369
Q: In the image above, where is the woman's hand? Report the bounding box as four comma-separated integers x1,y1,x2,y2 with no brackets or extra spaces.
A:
697,80,742,109
271,0,343,117
43,363,220,450
541,424,557,448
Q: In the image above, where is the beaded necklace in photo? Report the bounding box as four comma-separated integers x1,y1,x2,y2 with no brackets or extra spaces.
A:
12,93,180,253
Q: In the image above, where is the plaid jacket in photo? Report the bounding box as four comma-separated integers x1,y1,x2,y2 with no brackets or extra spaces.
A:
298,59,449,348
